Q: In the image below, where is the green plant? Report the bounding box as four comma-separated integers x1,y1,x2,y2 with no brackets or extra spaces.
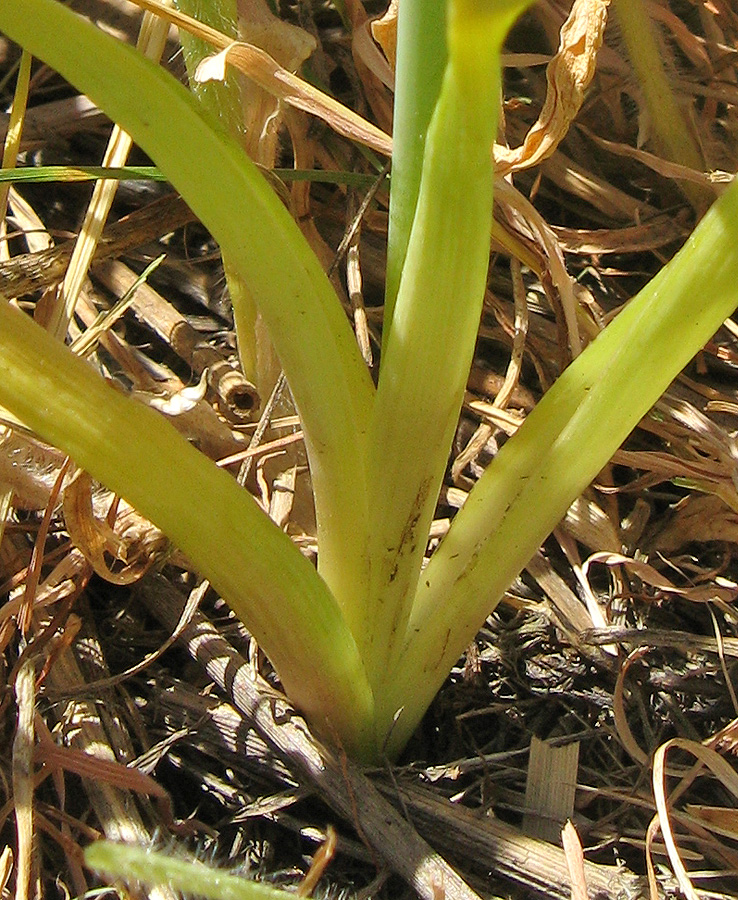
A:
0,0,737,764
84,840,302,900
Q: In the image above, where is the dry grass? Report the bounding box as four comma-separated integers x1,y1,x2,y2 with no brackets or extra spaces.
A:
1,0,738,898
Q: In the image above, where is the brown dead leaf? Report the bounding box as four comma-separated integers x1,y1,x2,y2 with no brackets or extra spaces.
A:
561,820,589,900
343,0,394,130
562,493,621,553
493,177,582,358
354,19,395,90
578,125,722,187
371,0,398,71
653,494,738,553
653,739,738,900
195,41,392,155
235,0,316,164
684,805,738,840
551,215,686,255
128,0,392,155
495,0,610,175
0,427,66,511
0,847,11,896
62,470,166,585
583,550,738,604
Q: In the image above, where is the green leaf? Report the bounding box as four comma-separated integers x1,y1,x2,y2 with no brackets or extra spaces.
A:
85,842,295,900
0,297,375,755
0,0,375,635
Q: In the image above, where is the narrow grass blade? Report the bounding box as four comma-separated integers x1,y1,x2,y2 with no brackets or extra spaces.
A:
0,46,31,239
0,165,165,182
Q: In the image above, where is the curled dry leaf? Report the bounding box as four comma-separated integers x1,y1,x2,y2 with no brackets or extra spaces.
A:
653,738,738,900
131,368,208,416
562,494,621,554
343,0,394,128
235,0,316,164
653,494,738,553
644,815,663,900
353,8,394,90
0,551,88,631
493,178,582,359
613,646,651,768
370,0,398,72
195,41,392,156
494,0,610,175
128,0,392,154
583,550,738,604
237,0,314,71
62,470,167,585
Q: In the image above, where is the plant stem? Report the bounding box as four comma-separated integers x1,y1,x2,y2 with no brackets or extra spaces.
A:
383,0,446,334
363,0,532,702
380,174,738,756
